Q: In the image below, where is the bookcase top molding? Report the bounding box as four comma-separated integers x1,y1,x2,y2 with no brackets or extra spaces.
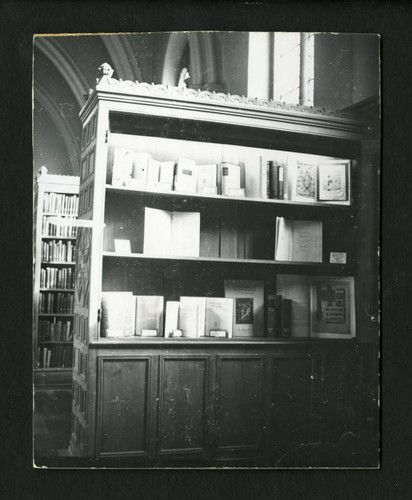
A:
81,65,365,140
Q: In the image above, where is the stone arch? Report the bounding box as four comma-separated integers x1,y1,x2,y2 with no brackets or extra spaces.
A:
100,34,143,81
162,32,225,91
34,83,80,176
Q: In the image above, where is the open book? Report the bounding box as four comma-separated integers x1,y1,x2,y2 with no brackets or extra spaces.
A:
275,217,322,263
143,207,200,257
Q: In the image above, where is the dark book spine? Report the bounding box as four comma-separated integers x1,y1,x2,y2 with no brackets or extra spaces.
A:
282,298,292,338
269,161,279,199
274,294,283,337
266,294,276,337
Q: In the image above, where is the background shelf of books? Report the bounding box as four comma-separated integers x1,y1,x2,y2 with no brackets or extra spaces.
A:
97,131,357,342
34,186,79,373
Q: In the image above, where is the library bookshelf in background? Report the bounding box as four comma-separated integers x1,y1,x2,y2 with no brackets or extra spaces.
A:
33,168,79,387
67,67,379,464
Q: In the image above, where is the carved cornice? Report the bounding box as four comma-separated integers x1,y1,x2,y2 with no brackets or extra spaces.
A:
93,76,354,119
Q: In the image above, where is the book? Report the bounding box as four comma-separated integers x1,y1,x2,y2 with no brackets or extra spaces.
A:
130,152,151,189
179,296,206,338
220,162,241,196
205,297,233,337
146,158,160,189
266,293,283,338
220,221,237,259
276,274,311,338
101,292,135,337
282,299,292,338
175,158,197,193
317,160,349,203
269,161,279,199
110,147,134,186
135,295,164,337
260,156,268,199
278,165,285,199
143,207,200,257
292,159,317,202
156,160,176,191
164,301,180,338
197,164,217,194
199,217,220,258
224,280,264,337
275,217,322,262
309,276,356,338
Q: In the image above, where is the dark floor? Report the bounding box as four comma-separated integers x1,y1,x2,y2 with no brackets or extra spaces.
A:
33,388,72,462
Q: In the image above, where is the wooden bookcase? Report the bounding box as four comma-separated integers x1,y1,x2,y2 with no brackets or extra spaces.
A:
68,73,379,466
33,170,79,387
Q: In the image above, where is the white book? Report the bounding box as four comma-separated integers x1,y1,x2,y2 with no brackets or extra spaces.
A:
135,295,164,336
158,161,176,185
205,297,233,338
178,301,199,338
164,301,180,337
111,147,134,187
101,292,135,337
275,217,322,263
130,152,151,189
175,158,197,193
196,164,217,193
179,296,207,338
143,207,200,257
224,280,264,337
146,158,160,189
220,162,241,196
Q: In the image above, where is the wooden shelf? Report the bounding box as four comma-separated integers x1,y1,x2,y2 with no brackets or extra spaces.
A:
105,184,352,209
37,341,73,344
40,288,74,292
102,251,354,274
38,313,74,317
41,261,76,266
41,235,77,240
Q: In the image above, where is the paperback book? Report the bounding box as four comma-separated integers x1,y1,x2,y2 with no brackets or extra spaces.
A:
205,297,234,337
101,292,135,337
135,295,164,337
224,280,264,337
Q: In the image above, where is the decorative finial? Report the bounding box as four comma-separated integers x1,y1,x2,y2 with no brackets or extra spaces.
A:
96,62,114,85
38,165,48,177
178,67,190,89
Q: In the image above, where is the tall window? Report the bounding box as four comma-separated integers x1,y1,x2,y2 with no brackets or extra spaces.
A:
273,32,314,106
248,32,314,106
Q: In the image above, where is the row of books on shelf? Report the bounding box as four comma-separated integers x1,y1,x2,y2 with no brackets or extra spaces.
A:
100,276,356,340
37,345,73,369
39,292,74,314
41,240,76,263
101,280,270,339
109,149,245,197
42,192,79,215
108,148,350,204
40,267,74,290
42,216,78,238
119,207,325,263
38,319,73,342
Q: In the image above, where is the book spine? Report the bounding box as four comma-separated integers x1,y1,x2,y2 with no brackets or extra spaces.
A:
266,294,276,337
269,161,279,199
282,298,292,338
260,157,268,199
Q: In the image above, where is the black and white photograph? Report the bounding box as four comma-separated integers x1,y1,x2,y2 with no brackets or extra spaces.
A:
31,31,380,469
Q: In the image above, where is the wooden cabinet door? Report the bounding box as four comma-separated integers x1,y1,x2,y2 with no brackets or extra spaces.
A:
268,354,315,459
96,356,154,458
213,355,267,459
156,355,211,458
